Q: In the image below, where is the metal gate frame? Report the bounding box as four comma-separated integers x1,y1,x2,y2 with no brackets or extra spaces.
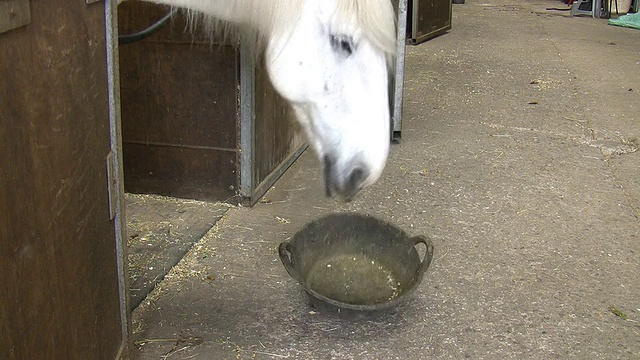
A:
391,0,408,142
106,0,131,357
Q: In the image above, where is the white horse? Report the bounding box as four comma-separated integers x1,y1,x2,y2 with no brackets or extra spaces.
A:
119,0,396,200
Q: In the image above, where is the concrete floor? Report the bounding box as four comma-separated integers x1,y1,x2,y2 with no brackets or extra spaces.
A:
130,1,640,358
125,194,229,309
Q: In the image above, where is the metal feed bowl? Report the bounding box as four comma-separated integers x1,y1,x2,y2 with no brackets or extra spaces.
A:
279,213,434,314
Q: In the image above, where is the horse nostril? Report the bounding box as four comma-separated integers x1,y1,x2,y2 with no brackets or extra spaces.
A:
346,166,368,198
323,156,369,200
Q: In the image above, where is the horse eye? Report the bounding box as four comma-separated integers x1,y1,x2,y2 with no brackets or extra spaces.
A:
330,35,354,56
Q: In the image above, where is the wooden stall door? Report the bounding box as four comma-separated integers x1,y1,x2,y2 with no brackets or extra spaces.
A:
408,0,452,44
0,1,127,358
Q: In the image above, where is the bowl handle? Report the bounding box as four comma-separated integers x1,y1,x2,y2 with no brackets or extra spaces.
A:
411,236,435,274
278,241,300,281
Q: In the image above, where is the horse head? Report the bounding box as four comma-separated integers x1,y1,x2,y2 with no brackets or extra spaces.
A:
264,0,396,200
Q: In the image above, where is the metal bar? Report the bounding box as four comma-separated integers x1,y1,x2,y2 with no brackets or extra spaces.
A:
106,151,117,220
104,0,131,356
392,0,408,143
247,142,308,206
239,39,255,198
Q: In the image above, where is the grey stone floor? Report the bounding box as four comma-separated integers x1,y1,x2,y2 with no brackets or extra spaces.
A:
130,1,640,358
125,194,229,309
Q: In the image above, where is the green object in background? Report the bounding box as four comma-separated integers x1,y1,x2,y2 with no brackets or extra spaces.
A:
608,12,640,29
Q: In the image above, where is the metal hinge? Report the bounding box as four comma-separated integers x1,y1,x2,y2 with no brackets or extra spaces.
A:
106,151,118,220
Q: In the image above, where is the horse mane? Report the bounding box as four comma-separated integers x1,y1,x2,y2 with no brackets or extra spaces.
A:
183,0,396,57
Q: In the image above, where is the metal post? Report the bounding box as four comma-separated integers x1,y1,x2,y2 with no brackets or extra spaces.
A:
239,39,256,199
392,0,408,142
104,0,131,357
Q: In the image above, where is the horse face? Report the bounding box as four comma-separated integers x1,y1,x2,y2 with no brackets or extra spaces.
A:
265,1,392,200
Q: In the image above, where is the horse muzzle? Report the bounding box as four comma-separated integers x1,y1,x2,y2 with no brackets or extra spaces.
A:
323,155,369,201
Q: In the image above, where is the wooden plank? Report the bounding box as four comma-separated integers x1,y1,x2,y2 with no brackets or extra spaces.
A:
123,143,237,201
0,1,124,358
0,0,31,34
119,41,238,150
252,56,304,193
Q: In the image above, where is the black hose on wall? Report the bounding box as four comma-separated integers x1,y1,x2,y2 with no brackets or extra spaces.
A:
118,9,177,45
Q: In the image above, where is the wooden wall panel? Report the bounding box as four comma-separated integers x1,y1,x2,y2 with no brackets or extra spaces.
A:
253,57,304,191
123,144,237,201
120,42,238,149
118,1,305,204
118,2,239,201
0,2,124,358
